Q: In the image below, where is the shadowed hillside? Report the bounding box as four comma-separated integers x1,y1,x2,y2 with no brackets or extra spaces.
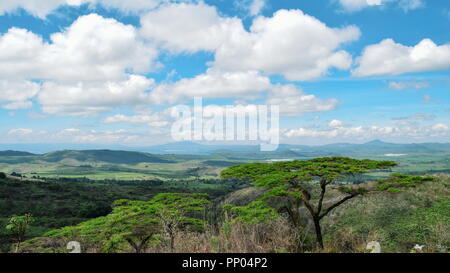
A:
41,150,176,164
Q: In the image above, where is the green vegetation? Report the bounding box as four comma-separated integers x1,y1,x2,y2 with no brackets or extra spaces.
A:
17,172,448,253
376,173,435,191
224,201,279,224
323,177,450,252
0,175,247,252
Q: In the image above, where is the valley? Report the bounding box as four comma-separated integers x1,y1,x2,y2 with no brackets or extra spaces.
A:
1,141,449,181
0,141,449,253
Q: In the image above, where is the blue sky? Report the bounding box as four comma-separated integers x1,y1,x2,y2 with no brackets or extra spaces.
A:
0,0,449,146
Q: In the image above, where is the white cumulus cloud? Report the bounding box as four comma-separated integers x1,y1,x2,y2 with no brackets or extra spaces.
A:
284,122,450,140
150,69,272,104
103,113,169,127
141,4,360,81
249,0,266,16
38,75,155,116
140,2,243,53
0,14,159,116
0,0,194,18
353,39,450,77
387,81,429,91
213,9,360,81
266,85,339,116
8,128,34,136
329,120,344,127
0,80,40,109
0,14,157,82
338,0,424,12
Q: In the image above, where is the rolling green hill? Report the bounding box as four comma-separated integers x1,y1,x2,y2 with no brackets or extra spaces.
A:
0,151,36,157
41,150,175,164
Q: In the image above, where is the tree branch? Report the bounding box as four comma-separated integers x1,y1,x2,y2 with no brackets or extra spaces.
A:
139,235,152,249
126,238,139,252
317,182,327,215
319,193,359,219
291,183,316,216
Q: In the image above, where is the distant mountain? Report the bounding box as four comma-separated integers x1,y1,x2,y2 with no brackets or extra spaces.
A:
142,141,216,155
1,140,450,162
41,150,175,164
284,140,450,156
0,150,35,156
142,141,281,155
0,143,132,154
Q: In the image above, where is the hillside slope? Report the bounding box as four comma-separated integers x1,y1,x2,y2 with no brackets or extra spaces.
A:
41,150,175,164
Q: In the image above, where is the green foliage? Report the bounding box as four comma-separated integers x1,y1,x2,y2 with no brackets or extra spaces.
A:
376,174,435,192
6,213,34,252
387,199,450,249
77,202,112,218
387,188,403,193
6,214,34,237
224,201,279,224
150,193,210,212
324,180,449,252
43,193,210,253
222,157,397,190
221,157,397,212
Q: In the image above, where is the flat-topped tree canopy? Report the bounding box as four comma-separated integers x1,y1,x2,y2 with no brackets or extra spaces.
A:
221,157,398,187
150,193,210,212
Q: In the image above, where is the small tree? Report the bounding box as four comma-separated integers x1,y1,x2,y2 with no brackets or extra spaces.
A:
151,193,211,252
6,213,34,253
222,157,397,249
105,194,210,253
104,200,161,253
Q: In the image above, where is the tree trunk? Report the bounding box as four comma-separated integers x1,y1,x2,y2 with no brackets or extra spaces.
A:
15,241,21,253
127,236,152,253
312,217,324,249
170,234,175,253
126,238,139,253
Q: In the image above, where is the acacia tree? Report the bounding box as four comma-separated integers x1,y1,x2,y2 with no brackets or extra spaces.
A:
6,213,34,253
221,157,397,249
45,193,210,253
45,200,160,253
151,193,211,252
105,199,161,253
109,193,210,252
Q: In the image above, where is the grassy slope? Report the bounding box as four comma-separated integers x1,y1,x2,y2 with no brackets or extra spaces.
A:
322,175,450,252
